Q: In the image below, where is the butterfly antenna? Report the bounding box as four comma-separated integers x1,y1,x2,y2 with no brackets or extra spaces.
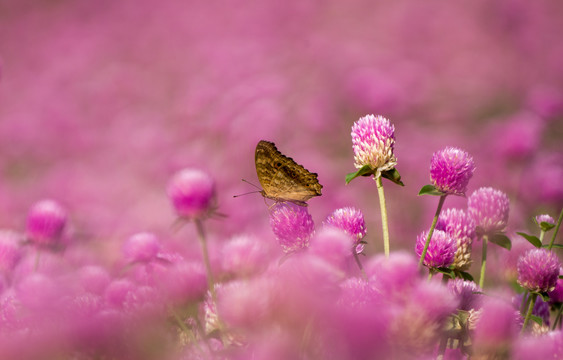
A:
233,190,262,198
241,179,261,190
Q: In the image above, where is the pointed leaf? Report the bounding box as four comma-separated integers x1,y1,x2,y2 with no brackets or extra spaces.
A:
530,315,543,326
459,271,474,282
345,165,374,184
516,232,542,248
381,168,404,186
489,233,512,250
435,267,455,278
540,222,556,231
418,184,444,196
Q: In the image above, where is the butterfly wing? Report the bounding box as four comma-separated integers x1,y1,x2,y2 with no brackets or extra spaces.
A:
255,140,322,206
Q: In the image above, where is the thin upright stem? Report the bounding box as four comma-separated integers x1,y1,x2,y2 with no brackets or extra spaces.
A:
548,208,563,251
479,235,488,289
521,293,538,333
195,219,216,302
539,230,546,244
353,251,368,280
418,195,446,268
376,176,390,257
552,305,563,331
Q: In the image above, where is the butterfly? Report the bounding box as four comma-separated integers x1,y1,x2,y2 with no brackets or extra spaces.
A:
254,140,322,206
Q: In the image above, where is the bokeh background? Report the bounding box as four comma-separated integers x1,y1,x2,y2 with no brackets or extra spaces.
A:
0,0,562,262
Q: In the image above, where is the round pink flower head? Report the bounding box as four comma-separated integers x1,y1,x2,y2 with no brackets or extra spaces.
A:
436,208,476,271
415,229,456,268
351,114,397,178
269,202,314,253
517,248,560,293
26,199,67,246
167,168,216,219
549,269,563,303
324,207,367,254
0,230,23,272
535,214,556,232
123,232,161,263
430,147,475,196
468,187,510,237
447,278,482,311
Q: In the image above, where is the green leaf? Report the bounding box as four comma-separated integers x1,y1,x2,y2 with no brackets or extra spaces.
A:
539,292,552,303
530,315,543,326
542,244,563,249
435,267,455,278
418,184,444,196
459,271,474,282
381,168,404,186
516,232,542,248
345,165,374,184
540,222,556,231
560,275,563,279
489,233,512,250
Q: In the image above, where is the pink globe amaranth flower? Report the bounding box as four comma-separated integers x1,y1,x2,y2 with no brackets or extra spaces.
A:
269,202,314,253
513,329,563,360
351,114,397,178
77,265,111,295
309,228,353,271
517,248,560,293
160,261,207,304
535,214,555,225
447,279,482,311
429,147,475,196
122,232,161,263
436,208,475,271
338,277,380,309
167,168,216,219
472,295,519,357
468,187,510,237
221,235,271,277
323,207,367,254
365,252,420,297
0,230,24,272
415,229,456,268
26,199,67,246
549,270,563,303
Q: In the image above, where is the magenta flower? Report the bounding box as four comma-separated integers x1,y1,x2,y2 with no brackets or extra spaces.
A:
467,187,510,237
429,147,475,196
351,114,397,177
549,271,563,303
415,229,456,268
472,295,519,357
26,199,67,246
167,168,216,219
535,214,555,226
221,235,271,277
0,230,23,272
324,207,367,254
517,248,560,293
447,279,482,311
436,208,475,271
122,232,161,263
269,202,314,253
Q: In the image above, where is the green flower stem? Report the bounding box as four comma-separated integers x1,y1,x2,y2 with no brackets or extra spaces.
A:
428,271,434,281
479,235,488,289
418,195,446,268
519,291,529,314
195,219,216,302
539,230,546,244
548,208,563,251
521,293,538,333
552,305,563,331
376,176,390,258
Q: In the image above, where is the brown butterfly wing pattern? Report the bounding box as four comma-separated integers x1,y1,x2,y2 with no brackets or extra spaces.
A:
255,140,322,206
